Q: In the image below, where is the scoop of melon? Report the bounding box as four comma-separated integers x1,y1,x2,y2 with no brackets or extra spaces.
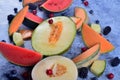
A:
32,16,76,56
32,56,78,80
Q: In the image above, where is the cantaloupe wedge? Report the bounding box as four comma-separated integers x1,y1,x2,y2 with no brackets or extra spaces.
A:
81,24,114,53
74,7,88,30
23,0,39,6
71,17,82,30
8,6,29,36
72,44,100,68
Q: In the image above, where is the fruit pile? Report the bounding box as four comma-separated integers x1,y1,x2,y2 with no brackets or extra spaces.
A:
0,0,119,80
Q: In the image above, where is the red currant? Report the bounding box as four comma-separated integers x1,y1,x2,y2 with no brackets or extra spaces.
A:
83,0,89,6
81,47,88,52
32,10,37,15
46,69,53,75
48,19,53,24
107,73,114,79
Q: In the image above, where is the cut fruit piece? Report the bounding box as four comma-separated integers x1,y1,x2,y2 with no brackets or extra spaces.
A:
23,0,39,6
72,44,100,68
70,17,82,30
0,42,42,66
74,7,88,26
90,60,106,77
19,29,33,40
91,24,101,33
23,12,44,29
32,56,78,80
32,16,76,56
41,0,73,12
13,32,24,46
8,6,29,36
81,24,114,53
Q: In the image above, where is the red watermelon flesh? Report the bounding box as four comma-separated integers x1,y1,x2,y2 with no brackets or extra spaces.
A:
25,12,44,24
41,0,73,12
0,42,43,66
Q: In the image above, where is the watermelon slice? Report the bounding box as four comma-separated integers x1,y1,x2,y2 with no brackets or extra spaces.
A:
0,42,42,66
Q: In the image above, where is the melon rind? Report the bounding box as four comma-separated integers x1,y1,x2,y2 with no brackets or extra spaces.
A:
41,0,73,12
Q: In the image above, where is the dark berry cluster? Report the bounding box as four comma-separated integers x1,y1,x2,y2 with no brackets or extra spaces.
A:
78,67,88,78
111,57,120,67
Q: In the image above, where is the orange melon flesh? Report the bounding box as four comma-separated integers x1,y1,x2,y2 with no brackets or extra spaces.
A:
8,6,29,36
0,42,43,66
25,12,44,23
72,44,100,63
74,7,88,29
81,24,114,53
23,0,39,6
71,17,82,29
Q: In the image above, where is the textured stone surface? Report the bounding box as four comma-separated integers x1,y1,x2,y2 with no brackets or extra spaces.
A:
0,0,120,80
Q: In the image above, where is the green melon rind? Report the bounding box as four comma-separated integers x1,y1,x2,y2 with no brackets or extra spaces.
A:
41,0,73,12
76,45,100,68
90,60,106,77
81,24,114,53
31,16,76,56
23,18,39,29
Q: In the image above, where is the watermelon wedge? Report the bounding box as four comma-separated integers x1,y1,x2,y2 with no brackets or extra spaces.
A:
0,42,42,66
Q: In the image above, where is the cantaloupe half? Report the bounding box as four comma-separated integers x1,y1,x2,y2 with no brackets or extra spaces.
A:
8,6,29,36
72,44,100,68
23,0,39,6
74,7,88,30
81,24,114,53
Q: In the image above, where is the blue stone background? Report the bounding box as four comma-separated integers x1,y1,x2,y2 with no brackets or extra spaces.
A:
0,0,120,80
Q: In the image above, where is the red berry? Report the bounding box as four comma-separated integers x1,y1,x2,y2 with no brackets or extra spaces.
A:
81,47,88,52
107,73,114,79
49,13,54,18
83,0,89,6
48,19,53,24
46,69,53,75
32,10,37,15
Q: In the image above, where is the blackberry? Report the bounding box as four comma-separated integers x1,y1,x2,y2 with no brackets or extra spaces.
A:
7,14,15,24
19,0,22,2
91,77,98,80
111,57,120,67
28,3,37,10
103,26,111,35
14,8,18,13
78,67,88,78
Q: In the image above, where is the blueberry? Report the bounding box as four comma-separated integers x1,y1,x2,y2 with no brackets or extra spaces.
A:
78,67,88,78
95,20,100,24
91,77,98,80
111,57,120,67
89,10,94,14
28,3,37,10
4,73,20,80
1,40,6,42
7,14,15,24
14,8,18,13
10,69,17,75
103,26,111,35
19,0,22,2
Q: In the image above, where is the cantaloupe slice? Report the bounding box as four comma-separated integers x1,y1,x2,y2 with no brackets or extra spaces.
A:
8,6,29,36
23,0,39,6
72,44,100,68
74,7,88,30
71,17,82,30
81,24,114,53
